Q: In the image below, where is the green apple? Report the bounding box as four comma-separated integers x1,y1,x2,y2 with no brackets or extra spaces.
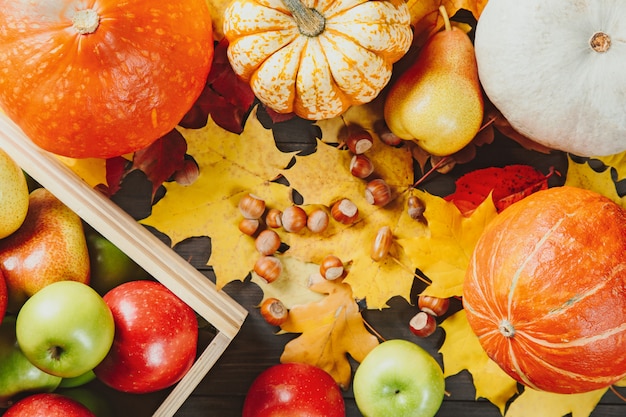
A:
84,226,150,296
15,281,115,378
353,339,445,417
0,188,90,311
59,369,97,389
57,387,115,417
0,316,62,407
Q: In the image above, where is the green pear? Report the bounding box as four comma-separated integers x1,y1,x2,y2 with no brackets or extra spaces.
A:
84,226,150,296
384,6,484,157
0,148,29,239
0,188,90,312
0,316,62,407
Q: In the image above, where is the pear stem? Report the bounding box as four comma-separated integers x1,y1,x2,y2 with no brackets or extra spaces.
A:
439,6,452,32
281,0,325,37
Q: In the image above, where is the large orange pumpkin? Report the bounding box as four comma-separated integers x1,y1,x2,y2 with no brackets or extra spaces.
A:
0,0,214,159
463,186,626,394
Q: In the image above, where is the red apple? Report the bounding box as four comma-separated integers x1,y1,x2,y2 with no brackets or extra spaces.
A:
242,362,345,417
3,393,96,417
0,270,6,323
93,280,198,393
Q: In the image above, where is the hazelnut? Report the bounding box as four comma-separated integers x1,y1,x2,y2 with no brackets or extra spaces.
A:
265,208,283,228
307,208,329,233
255,229,281,255
409,311,437,338
346,128,374,154
282,206,307,233
365,179,392,207
371,226,393,261
239,218,260,236
407,195,425,219
253,256,283,283
319,255,344,280
331,199,359,225
238,193,265,219
259,298,289,326
418,295,450,317
350,154,375,179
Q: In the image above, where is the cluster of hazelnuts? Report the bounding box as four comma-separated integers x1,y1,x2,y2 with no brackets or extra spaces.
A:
237,192,363,285
409,294,452,338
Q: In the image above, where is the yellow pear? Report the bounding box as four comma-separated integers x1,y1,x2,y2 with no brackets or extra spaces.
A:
0,148,29,239
384,7,484,156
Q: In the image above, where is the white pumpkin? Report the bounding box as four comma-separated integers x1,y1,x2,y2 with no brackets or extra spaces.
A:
474,0,626,157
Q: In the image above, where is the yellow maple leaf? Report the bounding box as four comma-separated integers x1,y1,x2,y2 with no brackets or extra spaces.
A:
565,155,624,206
408,0,488,45
597,151,626,183
279,277,380,389
440,310,518,413
504,388,607,417
141,109,297,289
399,190,498,299
251,257,325,308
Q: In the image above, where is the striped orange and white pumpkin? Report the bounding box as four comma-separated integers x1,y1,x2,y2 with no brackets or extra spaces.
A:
463,186,626,394
223,0,413,120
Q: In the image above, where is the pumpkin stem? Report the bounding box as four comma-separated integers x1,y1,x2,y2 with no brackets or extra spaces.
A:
498,319,516,338
439,6,452,32
281,0,325,37
72,9,100,35
590,32,611,53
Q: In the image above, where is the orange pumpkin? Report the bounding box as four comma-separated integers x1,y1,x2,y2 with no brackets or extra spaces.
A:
222,0,413,120
0,1,214,159
463,186,626,394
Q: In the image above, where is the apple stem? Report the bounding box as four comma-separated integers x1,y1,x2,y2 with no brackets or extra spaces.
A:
48,345,63,361
439,6,451,32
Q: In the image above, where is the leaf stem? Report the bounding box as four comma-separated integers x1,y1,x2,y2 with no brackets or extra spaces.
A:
412,155,451,188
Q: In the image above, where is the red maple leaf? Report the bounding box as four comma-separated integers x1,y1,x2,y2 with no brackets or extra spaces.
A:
445,165,558,216
180,39,256,133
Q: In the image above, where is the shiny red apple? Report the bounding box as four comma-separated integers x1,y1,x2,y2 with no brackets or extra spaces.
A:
242,362,345,417
0,269,6,323
93,280,198,393
3,393,96,416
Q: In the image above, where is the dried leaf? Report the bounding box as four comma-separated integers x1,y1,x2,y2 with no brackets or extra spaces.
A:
279,278,379,388
440,310,518,413
180,39,256,133
131,129,188,197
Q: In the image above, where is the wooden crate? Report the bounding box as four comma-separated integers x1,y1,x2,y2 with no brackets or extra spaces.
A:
0,113,248,416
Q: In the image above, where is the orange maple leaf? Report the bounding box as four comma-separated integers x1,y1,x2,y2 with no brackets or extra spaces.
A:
279,277,379,389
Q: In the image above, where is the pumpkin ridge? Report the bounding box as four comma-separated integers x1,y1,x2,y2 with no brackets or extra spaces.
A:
517,321,626,350
506,342,540,390
319,30,384,94
507,336,622,390
506,218,564,318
